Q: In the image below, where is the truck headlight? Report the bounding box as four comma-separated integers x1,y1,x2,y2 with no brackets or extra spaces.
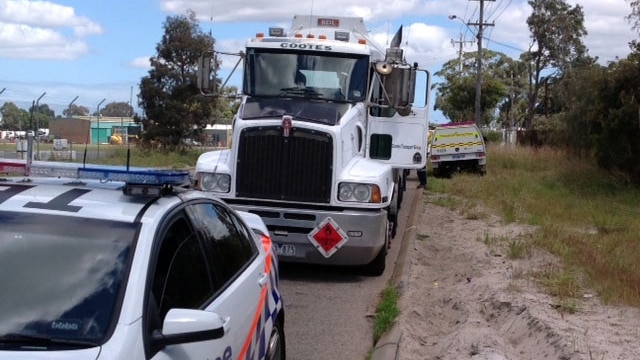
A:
199,173,231,193
338,182,381,203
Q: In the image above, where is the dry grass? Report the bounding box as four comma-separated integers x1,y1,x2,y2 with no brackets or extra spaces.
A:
427,144,640,307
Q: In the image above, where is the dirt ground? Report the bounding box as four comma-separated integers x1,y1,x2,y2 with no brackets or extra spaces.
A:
396,193,640,360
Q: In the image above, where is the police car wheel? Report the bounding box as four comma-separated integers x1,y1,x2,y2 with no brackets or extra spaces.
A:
266,321,285,360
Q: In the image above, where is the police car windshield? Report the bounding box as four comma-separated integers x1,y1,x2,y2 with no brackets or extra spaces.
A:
0,211,137,346
244,48,368,102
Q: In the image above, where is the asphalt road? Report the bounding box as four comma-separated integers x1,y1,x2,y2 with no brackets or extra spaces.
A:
278,174,419,360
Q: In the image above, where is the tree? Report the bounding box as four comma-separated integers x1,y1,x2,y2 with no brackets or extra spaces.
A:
585,41,640,182
433,49,510,125
213,85,241,124
137,10,216,148
0,102,29,130
101,101,133,118
496,60,529,129
522,0,587,129
29,103,54,130
63,104,90,117
627,0,640,32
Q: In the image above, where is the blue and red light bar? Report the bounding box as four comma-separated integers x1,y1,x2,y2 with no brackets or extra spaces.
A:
0,159,190,186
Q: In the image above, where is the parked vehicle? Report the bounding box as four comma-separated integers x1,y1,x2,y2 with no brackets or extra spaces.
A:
194,15,431,276
429,122,487,177
0,158,285,360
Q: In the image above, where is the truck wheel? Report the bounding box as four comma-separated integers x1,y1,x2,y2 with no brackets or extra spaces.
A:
363,246,386,276
389,212,397,239
363,223,388,276
397,174,405,210
389,185,399,239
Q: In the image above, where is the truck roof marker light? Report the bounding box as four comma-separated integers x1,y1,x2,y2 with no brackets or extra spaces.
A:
334,31,349,42
268,27,284,37
255,32,265,38
319,35,327,40
294,33,303,38
358,39,367,45
307,34,315,38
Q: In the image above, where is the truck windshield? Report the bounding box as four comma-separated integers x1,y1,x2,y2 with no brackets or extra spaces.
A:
0,211,137,347
244,48,368,102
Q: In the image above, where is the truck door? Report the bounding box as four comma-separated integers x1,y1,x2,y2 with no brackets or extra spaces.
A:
367,67,431,169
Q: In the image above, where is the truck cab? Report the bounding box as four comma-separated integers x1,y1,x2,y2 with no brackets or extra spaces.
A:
194,15,430,276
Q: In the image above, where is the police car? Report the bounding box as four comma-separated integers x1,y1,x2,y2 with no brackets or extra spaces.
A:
0,159,285,360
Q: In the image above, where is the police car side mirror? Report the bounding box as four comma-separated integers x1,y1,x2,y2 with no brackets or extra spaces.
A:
151,308,226,348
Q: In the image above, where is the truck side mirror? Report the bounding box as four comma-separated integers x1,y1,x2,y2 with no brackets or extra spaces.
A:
382,67,416,116
197,53,215,95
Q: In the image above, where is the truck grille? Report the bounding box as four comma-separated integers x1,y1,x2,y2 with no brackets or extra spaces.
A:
236,126,333,203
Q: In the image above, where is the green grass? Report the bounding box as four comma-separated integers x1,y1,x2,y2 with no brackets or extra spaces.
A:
372,283,400,343
426,144,640,307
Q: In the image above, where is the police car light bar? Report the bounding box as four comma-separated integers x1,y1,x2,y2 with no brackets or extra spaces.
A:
0,159,28,175
0,159,190,186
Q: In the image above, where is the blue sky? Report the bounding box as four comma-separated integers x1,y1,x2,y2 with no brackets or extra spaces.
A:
0,0,638,124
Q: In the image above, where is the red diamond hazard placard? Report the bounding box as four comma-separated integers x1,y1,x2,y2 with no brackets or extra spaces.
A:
308,217,348,258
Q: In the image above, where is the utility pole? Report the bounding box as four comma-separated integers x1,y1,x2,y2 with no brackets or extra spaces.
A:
97,98,105,159
451,34,475,73
468,0,495,127
68,96,79,118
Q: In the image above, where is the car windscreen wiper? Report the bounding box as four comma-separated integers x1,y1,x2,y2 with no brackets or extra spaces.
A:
0,333,99,349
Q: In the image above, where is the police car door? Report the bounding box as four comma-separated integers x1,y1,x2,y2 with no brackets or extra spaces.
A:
367,64,431,170
147,201,268,360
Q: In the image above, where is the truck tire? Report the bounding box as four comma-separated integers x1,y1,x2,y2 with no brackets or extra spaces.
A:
397,172,405,210
363,246,386,276
389,185,399,239
362,222,388,276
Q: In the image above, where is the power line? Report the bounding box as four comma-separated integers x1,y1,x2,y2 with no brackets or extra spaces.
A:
451,34,476,72
468,0,495,127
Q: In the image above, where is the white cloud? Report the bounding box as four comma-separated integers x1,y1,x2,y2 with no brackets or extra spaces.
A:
159,0,637,65
0,22,89,59
161,0,445,23
130,56,151,69
0,0,102,60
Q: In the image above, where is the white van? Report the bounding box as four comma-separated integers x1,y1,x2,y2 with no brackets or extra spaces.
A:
429,122,486,177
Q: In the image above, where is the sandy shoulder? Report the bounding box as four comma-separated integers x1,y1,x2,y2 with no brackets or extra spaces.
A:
396,193,640,360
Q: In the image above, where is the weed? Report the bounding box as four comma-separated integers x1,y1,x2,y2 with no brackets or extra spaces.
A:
537,264,582,299
372,283,400,343
416,233,429,241
430,144,640,307
507,239,531,259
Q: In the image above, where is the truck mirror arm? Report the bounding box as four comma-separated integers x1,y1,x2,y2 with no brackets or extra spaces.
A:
197,51,245,97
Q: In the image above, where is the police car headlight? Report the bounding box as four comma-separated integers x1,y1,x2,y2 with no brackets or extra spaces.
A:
338,182,381,203
199,173,231,193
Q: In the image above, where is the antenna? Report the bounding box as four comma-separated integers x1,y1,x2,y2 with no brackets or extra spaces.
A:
308,0,314,29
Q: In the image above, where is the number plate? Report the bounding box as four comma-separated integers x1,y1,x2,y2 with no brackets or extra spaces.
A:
275,244,296,256
452,154,465,159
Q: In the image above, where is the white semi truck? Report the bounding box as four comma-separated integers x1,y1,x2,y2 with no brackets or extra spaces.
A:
194,15,430,275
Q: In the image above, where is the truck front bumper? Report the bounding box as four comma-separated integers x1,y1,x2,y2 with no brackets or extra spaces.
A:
229,203,388,266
